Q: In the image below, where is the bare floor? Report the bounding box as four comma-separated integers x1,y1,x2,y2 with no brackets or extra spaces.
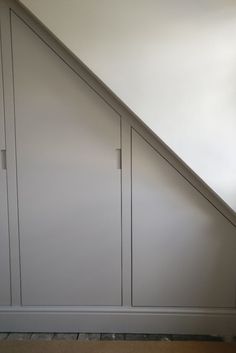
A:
0,341,236,353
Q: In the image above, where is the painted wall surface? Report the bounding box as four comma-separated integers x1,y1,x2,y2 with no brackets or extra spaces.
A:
19,0,236,211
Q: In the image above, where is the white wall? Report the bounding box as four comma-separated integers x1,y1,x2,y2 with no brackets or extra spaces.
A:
20,0,236,211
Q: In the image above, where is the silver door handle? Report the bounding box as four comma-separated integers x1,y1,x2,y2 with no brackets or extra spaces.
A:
116,148,122,170
1,149,6,170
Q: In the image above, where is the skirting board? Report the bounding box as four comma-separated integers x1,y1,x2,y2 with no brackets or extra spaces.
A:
0,307,236,334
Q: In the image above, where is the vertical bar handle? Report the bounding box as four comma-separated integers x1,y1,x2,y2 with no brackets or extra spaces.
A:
116,148,122,170
1,149,6,170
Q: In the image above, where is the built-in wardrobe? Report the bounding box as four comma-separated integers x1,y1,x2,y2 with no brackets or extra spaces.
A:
0,0,236,336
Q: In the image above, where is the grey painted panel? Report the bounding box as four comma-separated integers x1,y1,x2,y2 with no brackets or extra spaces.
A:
0,27,11,305
132,130,236,308
11,13,121,306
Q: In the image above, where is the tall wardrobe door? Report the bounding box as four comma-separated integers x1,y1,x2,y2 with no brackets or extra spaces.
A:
11,13,121,306
0,33,11,305
132,129,236,308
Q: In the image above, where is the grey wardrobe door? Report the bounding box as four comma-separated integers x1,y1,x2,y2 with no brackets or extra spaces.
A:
132,130,236,308
11,13,121,306
0,33,11,305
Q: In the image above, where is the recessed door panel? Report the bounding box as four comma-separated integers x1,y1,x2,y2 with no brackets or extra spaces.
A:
0,32,11,305
132,129,236,308
11,13,121,306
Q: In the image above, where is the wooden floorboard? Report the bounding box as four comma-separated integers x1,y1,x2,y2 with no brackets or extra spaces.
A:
31,333,54,340
0,333,8,340
53,333,78,340
78,333,101,341
0,332,233,342
101,333,125,340
6,333,32,341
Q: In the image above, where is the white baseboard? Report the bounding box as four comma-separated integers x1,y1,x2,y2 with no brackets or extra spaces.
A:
0,306,235,335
